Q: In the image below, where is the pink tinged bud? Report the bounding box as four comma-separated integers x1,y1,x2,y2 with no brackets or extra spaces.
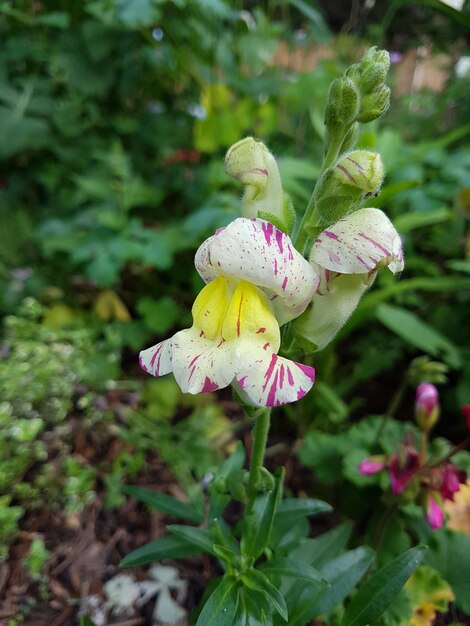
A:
358,458,385,475
388,449,420,494
415,382,440,431
461,404,470,429
426,494,445,530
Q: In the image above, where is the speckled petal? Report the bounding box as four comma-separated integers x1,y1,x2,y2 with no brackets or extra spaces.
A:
195,217,318,325
235,349,315,407
170,327,235,395
139,338,173,378
311,208,404,275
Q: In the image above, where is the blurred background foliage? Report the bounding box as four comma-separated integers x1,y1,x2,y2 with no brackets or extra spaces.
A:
1,0,470,620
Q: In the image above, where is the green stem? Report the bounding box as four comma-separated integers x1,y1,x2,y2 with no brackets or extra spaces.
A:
246,408,271,511
374,379,407,445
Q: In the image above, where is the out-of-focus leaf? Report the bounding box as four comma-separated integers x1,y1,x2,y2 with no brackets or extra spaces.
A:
120,535,203,567
121,485,203,522
376,304,462,368
94,290,131,322
393,207,451,233
339,546,426,626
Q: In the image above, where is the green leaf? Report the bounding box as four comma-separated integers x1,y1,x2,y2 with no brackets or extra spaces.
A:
275,497,332,523
258,557,326,586
340,546,427,626
120,535,202,567
121,485,202,522
241,471,283,559
367,179,421,208
137,296,182,334
290,521,353,569
376,304,462,368
287,547,375,626
117,0,161,27
196,576,240,626
425,530,470,613
167,524,217,556
79,618,97,626
393,207,451,233
242,569,288,621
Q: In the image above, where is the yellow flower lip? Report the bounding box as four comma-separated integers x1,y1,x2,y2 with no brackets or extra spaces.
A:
192,276,279,347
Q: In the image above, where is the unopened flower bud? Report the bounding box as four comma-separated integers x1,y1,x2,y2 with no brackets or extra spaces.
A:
357,48,390,92
334,150,384,193
359,457,386,475
325,76,360,135
415,383,440,432
357,85,391,123
407,356,448,386
425,492,445,530
313,150,384,227
225,137,294,233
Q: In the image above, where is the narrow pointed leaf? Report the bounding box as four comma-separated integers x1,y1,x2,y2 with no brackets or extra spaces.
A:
167,524,217,556
242,569,288,622
258,557,327,586
121,485,202,522
275,498,332,523
196,576,240,626
120,535,202,567
287,546,374,626
340,546,427,626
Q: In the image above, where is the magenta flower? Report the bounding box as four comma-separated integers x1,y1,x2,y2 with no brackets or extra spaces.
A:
439,464,466,502
358,458,386,475
388,449,420,494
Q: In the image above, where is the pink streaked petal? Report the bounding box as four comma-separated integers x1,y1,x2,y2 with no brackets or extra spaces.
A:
235,350,315,407
195,218,319,325
139,338,173,378
170,328,235,395
311,208,404,275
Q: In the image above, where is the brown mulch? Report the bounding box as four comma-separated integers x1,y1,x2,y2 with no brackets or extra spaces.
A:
1,460,216,625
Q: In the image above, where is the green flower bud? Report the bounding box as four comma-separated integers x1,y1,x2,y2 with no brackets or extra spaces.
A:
357,84,391,123
312,150,384,227
225,137,292,232
325,76,360,135
407,356,449,386
359,47,390,91
334,150,384,192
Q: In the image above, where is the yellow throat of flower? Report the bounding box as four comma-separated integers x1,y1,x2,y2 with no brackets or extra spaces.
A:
192,276,280,347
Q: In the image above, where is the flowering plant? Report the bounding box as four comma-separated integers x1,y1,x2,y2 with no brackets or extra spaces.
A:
359,383,468,531
124,49,429,626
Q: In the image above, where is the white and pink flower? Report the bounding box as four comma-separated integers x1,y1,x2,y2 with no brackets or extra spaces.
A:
139,218,318,407
294,208,404,350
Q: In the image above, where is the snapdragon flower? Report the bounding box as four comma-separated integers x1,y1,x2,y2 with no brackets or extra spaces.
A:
294,208,404,350
140,218,317,407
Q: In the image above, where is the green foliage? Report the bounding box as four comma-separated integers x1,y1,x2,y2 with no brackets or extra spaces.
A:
0,298,119,556
23,538,49,580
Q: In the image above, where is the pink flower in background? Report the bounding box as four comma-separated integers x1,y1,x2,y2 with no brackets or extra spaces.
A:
461,404,470,429
358,458,386,475
388,448,420,494
439,464,466,502
415,382,440,430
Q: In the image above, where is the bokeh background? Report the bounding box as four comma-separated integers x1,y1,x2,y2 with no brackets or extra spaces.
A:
1,1,470,624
